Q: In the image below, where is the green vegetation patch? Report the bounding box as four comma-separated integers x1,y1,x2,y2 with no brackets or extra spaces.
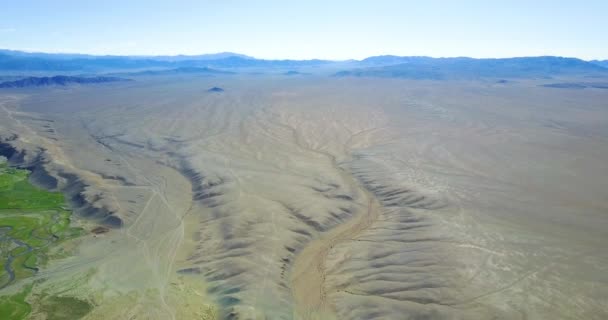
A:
0,160,82,290
0,284,32,320
39,296,93,320
0,163,64,210
0,160,88,319
0,287,93,320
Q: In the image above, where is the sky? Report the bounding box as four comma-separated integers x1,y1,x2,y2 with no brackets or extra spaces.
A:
0,0,606,60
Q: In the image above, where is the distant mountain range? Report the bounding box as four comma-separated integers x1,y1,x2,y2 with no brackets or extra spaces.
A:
117,66,235,76
591,60,608,68
541,82,608,89
0,75,131,88
0,49,607,80
0,49,252,62
335,56,608,80
0,49,333,72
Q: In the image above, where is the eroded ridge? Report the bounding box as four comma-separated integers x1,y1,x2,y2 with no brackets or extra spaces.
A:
306,152,485,320
2,78,607,319
163,111,374,319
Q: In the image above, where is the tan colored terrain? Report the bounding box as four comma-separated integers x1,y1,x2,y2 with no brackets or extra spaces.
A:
0,76,607,319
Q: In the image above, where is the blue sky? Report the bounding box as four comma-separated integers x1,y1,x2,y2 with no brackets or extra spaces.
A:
1,0,606,60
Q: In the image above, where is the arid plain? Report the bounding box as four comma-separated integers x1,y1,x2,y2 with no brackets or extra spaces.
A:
1,75,607,319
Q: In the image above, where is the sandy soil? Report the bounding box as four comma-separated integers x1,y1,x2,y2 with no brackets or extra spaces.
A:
0,76,607,319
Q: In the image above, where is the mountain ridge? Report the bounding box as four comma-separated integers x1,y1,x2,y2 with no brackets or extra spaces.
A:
335,56,608,79
0,75,131,88
1,49,607,79
591,60,608,68
0,49,333,72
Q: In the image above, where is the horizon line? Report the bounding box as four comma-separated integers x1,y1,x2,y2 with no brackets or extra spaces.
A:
1,48,606,62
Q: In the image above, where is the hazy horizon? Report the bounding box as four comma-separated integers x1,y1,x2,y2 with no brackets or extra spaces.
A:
2,0,607,60
1,48,606,62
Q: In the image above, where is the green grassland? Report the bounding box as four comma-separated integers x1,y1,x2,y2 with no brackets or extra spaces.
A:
0,160,90,319
0,164,65,210
0,284,32,319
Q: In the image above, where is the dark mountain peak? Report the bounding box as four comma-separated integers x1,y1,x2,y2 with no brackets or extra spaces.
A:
207,87,224,92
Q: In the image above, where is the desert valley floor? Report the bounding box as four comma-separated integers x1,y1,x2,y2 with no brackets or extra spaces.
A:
1,76,607,319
